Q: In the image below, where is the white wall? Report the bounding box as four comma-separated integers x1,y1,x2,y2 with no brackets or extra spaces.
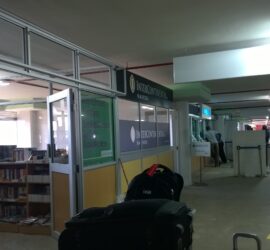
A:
0,109,48,149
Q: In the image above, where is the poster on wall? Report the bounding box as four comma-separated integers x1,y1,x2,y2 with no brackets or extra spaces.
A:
157,123,170,146
120,120,166,151
81,98,114,166
119,120,140,152
140,121,157,149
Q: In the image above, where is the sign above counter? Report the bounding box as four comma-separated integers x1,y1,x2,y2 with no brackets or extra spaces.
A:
117,70,173,108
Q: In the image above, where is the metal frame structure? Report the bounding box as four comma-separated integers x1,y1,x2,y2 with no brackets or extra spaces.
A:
0,8,125,97
0,9,126,235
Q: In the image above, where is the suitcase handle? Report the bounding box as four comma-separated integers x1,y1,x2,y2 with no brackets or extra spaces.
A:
146,164,172,176
232,232,261,250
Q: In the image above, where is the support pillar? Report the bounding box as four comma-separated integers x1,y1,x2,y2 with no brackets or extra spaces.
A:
175,101,192,186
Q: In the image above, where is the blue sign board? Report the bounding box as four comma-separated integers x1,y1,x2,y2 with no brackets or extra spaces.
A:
119,120,170,152
157,123,170,146
119,120,140,152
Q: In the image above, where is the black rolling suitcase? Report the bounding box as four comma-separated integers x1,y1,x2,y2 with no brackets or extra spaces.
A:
59,199,193,250
125,164,184,202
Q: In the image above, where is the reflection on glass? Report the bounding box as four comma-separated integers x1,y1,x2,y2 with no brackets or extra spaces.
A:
81,91,114,166
140,104,156,149
156,107,168,123
0,18,23,62
118,99,140,152
30,32,73,78
79,54,111,88
51,98,69,164
140,104,155,122
118,99,139,121
157,107,170,146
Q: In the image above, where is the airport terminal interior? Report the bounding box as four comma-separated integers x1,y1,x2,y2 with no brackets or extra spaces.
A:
0,1,270,250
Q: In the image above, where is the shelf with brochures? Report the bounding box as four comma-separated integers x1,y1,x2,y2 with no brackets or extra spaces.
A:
0,162,51,235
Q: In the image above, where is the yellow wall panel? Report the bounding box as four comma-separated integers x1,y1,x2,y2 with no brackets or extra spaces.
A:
157,150,174,170
83,165,116,209
120,159,142,193
142,155,158,170
52,172,70,233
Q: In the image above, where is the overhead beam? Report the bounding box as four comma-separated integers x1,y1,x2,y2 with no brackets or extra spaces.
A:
173,44,270,83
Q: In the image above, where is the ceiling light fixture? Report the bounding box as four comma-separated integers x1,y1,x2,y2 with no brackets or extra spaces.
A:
0,80,9,87
141,105,154,110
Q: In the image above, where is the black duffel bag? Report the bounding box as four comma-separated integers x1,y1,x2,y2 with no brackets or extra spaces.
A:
124,164,184,202
59,199,193,250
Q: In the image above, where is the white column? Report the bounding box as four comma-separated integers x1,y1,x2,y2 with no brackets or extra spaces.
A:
174,101,192,186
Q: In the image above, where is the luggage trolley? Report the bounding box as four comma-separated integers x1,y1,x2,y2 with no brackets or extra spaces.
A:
233,233,261,250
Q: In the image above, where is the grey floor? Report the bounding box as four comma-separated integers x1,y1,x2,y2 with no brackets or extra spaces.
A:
0,232,57,250
1,164,269,250
184,164,270,250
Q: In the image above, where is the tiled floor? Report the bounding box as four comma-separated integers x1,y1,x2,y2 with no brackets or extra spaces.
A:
1,164,269,250
183,164,270,250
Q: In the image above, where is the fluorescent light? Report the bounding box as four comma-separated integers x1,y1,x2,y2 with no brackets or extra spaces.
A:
141,105,154,110
0,80,9,87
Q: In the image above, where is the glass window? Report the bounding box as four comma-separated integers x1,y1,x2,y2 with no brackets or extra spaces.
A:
50,98,69,164
0,119,17,145
0,18,23,62
30,32,74,78
140,104,156,149
81,91,114,167
118,99,140,152
79,54,111,88
156,107,170,146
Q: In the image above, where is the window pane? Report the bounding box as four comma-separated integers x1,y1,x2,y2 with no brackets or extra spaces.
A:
79,54,111,88
0,18,23,62
81,91,114,166
50,98,69,164
157,107,170,146
140,104,155,122
140,104,156,149
118,99,140,152
30,33,74,78
0,119,17,145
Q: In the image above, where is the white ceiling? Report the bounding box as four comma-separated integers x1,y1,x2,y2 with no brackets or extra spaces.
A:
0,0,270,114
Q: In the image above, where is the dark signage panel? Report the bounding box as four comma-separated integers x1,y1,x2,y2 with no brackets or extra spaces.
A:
189,104,201,116
117,70,173,108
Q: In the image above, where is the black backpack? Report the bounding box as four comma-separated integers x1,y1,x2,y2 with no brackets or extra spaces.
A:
124,164,184,202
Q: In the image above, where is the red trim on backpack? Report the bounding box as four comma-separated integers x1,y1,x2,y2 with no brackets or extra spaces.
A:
147,164,158,176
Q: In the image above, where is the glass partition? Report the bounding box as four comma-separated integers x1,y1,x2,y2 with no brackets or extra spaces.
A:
140,104,156,149
118,99,140,152
81,91,114,167
0,18,23,62
156,107,170,146
79,54,111,88
30,32,74,78
51,98,69,164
